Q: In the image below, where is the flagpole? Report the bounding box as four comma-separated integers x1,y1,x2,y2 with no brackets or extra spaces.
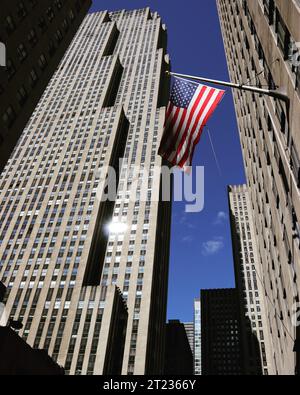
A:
167,71,289,104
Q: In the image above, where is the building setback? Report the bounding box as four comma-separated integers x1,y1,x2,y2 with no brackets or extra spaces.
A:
228,185,273,375
0,8,171,375
217,0,300,374
0,0,92,172
201,288,243,375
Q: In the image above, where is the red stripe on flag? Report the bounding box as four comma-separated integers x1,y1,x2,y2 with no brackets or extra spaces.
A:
181,90,225,168
158,78,225,169
177,88,216,168
164,86,208,160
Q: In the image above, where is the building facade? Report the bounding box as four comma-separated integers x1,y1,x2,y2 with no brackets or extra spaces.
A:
201,288,244,375
228,184,274,375
0,0,91,172
183,300,202,375
0,8,171,375
217,0,300,374
194,298,201,375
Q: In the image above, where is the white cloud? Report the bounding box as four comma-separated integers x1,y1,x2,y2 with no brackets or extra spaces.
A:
179,213,196,229
213,211,228,225
181,235,194,243
202,237,224,256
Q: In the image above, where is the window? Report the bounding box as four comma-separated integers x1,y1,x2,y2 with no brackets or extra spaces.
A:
17,86,28,105
275,10,290,60
38,54,47,70
48,40,56,57
54,29,63,43
62,19,69,32
2,106,16,127
29,68,38,86
5,15,15,33
17,2,27,19
46,7,55,21
17,43,27,62
275,100,287,135
28,29,38,47
54,0,63,9
263,0,275,25
69,10,75,22
6,59,16,79
38,17,47,32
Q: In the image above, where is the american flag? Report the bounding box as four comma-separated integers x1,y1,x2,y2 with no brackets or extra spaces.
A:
159,77,225,169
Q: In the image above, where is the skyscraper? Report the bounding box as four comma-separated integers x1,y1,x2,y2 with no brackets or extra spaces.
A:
228,185,273,375
201,288,244,376
217,0,300,374
0,0,92,173
0,7,171,376
194,298,201,375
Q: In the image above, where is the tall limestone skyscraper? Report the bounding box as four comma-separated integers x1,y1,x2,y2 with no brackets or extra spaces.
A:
228,185,274,375
0,8,171,375
217,0,300,374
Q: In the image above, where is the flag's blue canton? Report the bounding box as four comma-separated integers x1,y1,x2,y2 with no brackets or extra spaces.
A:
170,79,198,109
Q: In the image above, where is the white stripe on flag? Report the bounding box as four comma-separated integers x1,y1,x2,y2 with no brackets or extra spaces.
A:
177,89,221,165
168,86,211,163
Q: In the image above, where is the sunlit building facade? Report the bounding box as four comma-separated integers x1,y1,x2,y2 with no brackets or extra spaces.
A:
228,185,274,375
217,0,300,374
0,8,171,375
194,298,201,375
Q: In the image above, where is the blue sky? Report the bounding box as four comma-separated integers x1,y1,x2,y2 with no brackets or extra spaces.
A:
89,0,246,322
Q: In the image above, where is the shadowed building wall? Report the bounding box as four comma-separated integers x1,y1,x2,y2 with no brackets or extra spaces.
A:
164,320,194,375
201,288,244,376
0,0,92,172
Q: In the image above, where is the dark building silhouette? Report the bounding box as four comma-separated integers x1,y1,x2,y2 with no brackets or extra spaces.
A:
0,0,91,172
201,289,243,376
101,286,128,376
0,281,64,375
164,320,193,375
0,326,65,375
